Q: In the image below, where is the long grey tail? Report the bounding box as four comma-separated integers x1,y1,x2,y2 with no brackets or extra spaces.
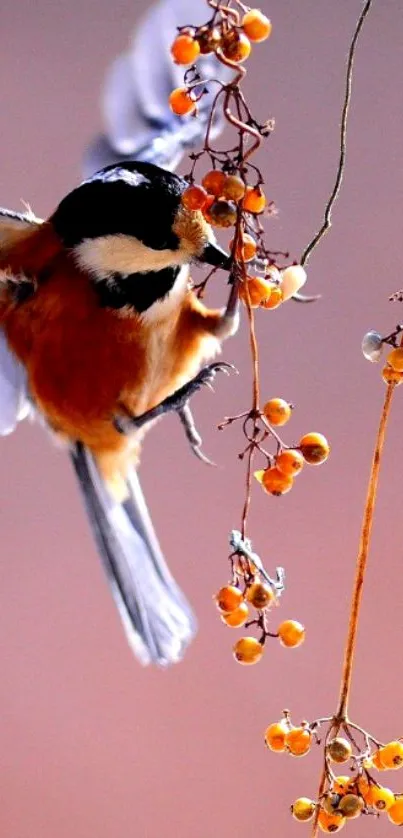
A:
70,442,197,666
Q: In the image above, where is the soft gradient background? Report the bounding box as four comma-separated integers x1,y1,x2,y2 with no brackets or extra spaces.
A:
1,2,403,836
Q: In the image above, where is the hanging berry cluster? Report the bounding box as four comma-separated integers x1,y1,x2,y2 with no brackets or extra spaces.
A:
168,1,330,665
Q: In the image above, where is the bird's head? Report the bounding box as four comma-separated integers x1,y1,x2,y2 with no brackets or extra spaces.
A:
51,161,230,280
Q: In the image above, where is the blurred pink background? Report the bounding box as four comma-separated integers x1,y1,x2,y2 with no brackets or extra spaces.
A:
1,1,403,836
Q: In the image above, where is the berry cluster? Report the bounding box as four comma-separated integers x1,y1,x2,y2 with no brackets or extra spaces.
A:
362,326,403,385
169,7,272,116
214,574,305,666
265,710,403,832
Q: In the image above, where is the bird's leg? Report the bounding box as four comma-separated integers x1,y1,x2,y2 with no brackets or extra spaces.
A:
113,362,236,442
211,275,240,340
177,403,216,466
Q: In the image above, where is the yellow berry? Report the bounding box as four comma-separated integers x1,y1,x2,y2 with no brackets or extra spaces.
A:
318,810,346,833
299,432,330,465
291,798,316,822
169,87,196,116
264,720,289,752
382,364,403,385
388,798,403,825
371,785,395,811
215,585,243,613
285,727,312,757
338,794,363,819
171,34,201,65
221,602,249,627
276,449,305,477
261,467,294,496
378,741,403,769
246,580,275,609
222,175,246,202
243,185,266,213
233,636,264,665
261,285,283,309
229,233,257,262
240,276,273,307
387,347,403,372
263,398,292,426
242,9,272,42
327,738,352,764
278,620,305,648
371,749,388,770
222,31,252,63
332,776,353,795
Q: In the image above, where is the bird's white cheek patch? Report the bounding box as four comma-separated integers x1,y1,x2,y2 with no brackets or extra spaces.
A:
75,234,191,279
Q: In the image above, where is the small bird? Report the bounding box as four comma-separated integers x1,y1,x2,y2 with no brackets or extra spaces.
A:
0,159,239,666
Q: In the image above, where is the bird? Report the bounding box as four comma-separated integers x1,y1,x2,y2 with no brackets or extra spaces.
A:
0,0,240,667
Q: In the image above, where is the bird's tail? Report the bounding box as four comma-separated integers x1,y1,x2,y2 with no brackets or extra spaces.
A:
70,442,196,665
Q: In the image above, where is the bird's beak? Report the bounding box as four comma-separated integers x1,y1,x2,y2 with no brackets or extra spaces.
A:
199,241,231,270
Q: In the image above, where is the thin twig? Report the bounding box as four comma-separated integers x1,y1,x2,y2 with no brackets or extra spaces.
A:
300,0,374,267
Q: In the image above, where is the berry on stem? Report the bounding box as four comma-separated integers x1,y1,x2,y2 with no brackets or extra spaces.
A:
317,810,346,833
171,34,200,65
388,798,403,825
387,347,403,372
327,738,352,764
230,233,257,262
169,87,196,116
285,727,312,757
260,467,294,496
222,175,246,202
240,277,273,308
291,798,316,822
299,432,330,465
242,9,273,42
201,169,226,196
208,199,237,227
263,398,292,426
243,185,266,213
221,602,249,627
278,620,305,648
222,31,252,63
182,184,208,211
276,449,304,476
246,580,275,609
233,636,264,665
264,720,289,752
215,585,243,613
261,285,283,309
371,785,395,811
378,740,403,769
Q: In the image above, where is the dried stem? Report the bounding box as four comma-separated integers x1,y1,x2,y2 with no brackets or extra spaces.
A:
300,0,374,267
336,382,395,720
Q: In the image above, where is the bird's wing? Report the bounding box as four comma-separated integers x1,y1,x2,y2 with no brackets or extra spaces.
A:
84,0,231,175
0,209,40,434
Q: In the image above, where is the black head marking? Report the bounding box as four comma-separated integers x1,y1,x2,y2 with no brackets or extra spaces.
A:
51,161,188,251
94,266,181,313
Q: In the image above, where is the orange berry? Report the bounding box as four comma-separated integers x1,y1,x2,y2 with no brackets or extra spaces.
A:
299,432,330,465
240,276,273,307
208,199,237,227
327,738,352,764
242,9,273,42
229,233,257,262
201,169,226,196
278,620,305,648
387,347,403,372
221,602,249,627
171,34,201,65
233,636,264,665
196,25,221,54
222,31,252,63
243,185,266,213
263,398,292,426
291,798,316,822
202,194,215,222
181,184,208,211
338,794,363,819
264,720,289,752
276,449,305,477
378,741,403,769
215,585,243,613
371,749,388,770
169,87,196,116
332,776,354,795
371,785,395,811
285,727,312,757
318,810,346,833
357,776,374,804
388,798,403,825
260,467,294,496
222,175,246,202
382,364,403,385
261,285,283,309
246,580,275,609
